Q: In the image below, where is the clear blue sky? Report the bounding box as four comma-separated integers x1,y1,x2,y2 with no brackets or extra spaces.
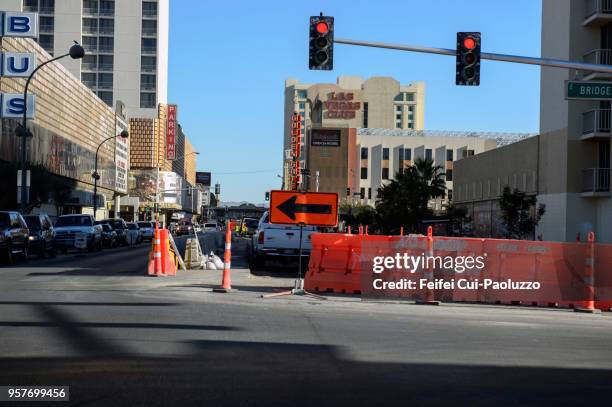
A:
168,0,542,203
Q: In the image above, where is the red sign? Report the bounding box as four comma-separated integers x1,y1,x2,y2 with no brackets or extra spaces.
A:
270,190,338,227
166,104,177,160
324,92,361,119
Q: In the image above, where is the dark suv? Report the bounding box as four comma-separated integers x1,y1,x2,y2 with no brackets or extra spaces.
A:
100,218,128,246
0,211,29,263
23,214,56,258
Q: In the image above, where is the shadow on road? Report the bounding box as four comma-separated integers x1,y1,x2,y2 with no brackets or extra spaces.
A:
0,339,610,406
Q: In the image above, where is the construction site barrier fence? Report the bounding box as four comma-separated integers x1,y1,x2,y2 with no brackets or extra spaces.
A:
305,233,612,311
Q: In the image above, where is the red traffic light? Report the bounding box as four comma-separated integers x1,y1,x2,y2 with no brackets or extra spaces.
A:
463,37,476,50
315,21,329,34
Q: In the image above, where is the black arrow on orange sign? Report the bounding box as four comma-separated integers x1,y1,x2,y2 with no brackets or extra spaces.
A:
276,195,332,220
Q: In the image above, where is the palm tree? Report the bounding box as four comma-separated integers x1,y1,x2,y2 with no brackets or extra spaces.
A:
375,157,446,234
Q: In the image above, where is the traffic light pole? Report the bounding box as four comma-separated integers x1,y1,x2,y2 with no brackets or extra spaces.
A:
334,38,612,74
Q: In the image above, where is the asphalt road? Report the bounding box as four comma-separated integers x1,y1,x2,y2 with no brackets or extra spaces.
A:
0,232,611,406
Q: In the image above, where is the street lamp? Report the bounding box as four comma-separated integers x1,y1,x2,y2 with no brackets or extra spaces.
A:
17,42,85,213
92,129,129,219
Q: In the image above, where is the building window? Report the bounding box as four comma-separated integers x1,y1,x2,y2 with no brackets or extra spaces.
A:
407,123,414,129
446,149,453,161
394,94,403,102
407,105,415,116
142,1,158,17
297,90,307,99
404,148,412,161
406,93,415,101
468,149,475,156
142,38,156,54
98,72,113,89
98,54,113,70
363,102,368,128
298,102,305,110
382,167,389,180
360,167,368,179
98,36,113,52
142,19,157,35
81,72,96,88
97,91,113,106
141,56,156,72
382,148,389,160
395,122,401,129
361,147,368,159
38,35,53,52
396,113,402,120
446,169,453,181
82,54,97,70
448,189,453,201
140,74,156,91
360,188,365,199
395,105,402,112
140,92,156,108
100,0,114,16
425,149,432,160
99,18,114,35
368,188,372,199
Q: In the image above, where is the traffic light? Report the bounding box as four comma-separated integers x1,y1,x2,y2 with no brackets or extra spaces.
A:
265,191,270,201
456,32,481,86
309,15,334,70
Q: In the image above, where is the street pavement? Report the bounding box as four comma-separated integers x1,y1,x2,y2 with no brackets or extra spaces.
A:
0,232,611,406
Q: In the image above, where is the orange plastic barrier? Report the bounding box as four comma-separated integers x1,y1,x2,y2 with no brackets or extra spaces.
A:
159,229,176,276
147,223,162,276
305,232,612,311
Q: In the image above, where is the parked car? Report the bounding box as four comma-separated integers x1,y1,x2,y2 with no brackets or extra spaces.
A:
53,214,102,253
23,213,56,258
100,218,128,246
126,222,142,245
203,222,218,232
176,220,194,236
249,211,316,269
99,223,117,248
137,221,154,241
0,211,29,263
193,223,202,233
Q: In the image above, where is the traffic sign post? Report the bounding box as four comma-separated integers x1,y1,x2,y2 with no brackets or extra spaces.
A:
263,190,338,301
566,80,612,100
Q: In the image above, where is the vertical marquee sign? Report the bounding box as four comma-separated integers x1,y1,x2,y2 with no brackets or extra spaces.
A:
0,11,39,119
290,112,302,190
166,104,177,160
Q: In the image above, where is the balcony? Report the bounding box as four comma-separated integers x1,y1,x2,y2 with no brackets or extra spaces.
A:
40,24,54,33
98,64,113,71
99,9,114,17
582,110,612,140
82,80,97,88
81,62,97,71
585,0,612,26
98,27,115,35
141,64,157,73
142,27,157,36
582,168,611,197
583,49,612,80
141,46,157,55
83,44,97,53
140,84,156,91
83,7,98,16
97,82,113,90
142,10,158,18
98,45,114,53
83,26,98,35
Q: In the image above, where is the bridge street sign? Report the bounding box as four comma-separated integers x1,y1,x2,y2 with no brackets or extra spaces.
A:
566,80,612,101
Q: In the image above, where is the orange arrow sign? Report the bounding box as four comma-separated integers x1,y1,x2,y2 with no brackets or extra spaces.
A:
269,190,338,227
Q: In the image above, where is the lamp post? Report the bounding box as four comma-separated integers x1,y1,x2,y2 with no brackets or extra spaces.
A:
18,42,85,213
92,130,129,219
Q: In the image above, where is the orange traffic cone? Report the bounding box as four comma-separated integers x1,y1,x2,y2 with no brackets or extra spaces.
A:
213,226,233,293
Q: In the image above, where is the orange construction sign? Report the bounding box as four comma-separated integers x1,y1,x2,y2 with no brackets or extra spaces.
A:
269,190,338,227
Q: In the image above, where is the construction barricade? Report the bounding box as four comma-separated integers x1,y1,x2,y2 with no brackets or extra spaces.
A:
305,231,612,311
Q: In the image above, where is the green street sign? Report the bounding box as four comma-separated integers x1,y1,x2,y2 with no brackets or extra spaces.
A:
566,81,612,100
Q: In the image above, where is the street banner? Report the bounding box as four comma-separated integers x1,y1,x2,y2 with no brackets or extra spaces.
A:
166,104,177,160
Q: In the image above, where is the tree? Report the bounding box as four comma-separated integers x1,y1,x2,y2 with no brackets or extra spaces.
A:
375,157,446,234
339,201,377,230
499,186,545,240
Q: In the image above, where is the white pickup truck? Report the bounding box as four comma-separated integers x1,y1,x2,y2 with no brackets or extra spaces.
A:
249,211,317,269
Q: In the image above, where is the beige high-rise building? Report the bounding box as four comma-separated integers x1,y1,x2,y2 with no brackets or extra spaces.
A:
537,0,612,242
283,76,425,188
